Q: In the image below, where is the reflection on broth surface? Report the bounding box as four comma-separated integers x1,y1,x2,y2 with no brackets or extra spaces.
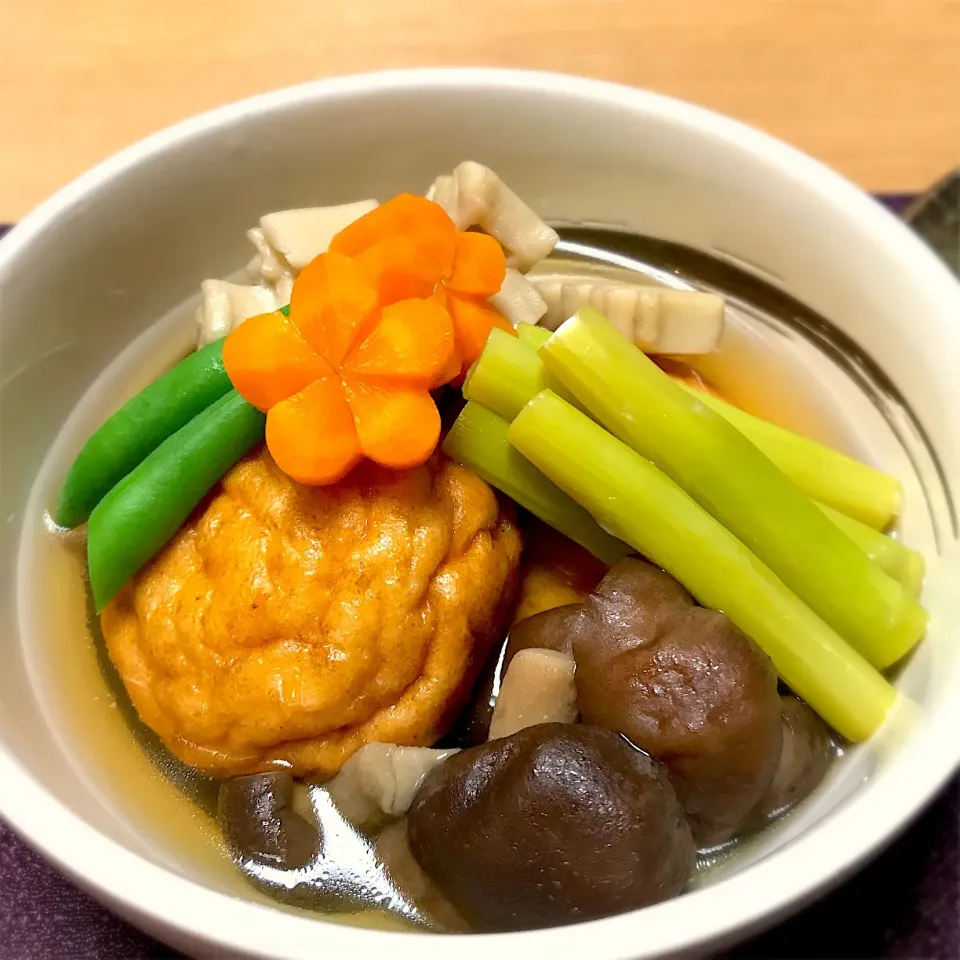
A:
21,168,931,932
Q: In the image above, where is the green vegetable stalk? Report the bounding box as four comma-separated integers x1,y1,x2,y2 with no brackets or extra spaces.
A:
463,327,923,594
818,503,925,598
676,383,901,530
473,323,902,532
87,390,266,610
517,324,552,349
56,338,232,528
462,328,574,421
509,390,897,742
540,309,926,670
442,400,629,567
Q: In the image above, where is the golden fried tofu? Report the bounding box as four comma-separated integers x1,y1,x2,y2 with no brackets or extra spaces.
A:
512,519,607,624
101,449,521,779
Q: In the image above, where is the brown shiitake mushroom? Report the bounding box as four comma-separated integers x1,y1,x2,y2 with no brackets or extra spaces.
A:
747,694,834,827
572,559,783,846
219,772,319,870
219,773,439,926
407,723,695,931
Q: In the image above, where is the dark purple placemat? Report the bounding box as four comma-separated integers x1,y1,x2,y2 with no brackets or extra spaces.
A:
1,198,958,959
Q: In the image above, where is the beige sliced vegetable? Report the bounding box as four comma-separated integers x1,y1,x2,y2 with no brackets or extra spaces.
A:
260,201,379,271
536,278,725,355
324,744,457,830
195,280,281,347
199,202,378,346
488,649,579,740
426,161,559,271
246,226,292,285
427,174,453,204
488,268,548,326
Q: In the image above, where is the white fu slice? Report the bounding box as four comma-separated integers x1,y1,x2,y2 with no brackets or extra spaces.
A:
259,200,378,271
536,278,725,354
195,280,281,347
488,648,578,740
427,161,559,272
488,268,548,326
196,200,378,346
324,744,458,830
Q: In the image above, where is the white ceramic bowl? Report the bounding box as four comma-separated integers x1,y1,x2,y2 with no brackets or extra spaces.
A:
1,69,959,960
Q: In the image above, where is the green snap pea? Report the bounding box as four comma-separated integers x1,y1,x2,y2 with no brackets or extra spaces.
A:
87,390,266,610
56,338,232,528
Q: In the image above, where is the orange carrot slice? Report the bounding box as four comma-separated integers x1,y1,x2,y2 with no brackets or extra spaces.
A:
222,311,331,411
265,371,361,485
343,377,441,469
289,251,379,368
355,235,442,305
340,297,454,387
426,286,461,385
447,293,517,366
432,339,463,389
445,231,507,296
430,286,449,308
330,194,457,276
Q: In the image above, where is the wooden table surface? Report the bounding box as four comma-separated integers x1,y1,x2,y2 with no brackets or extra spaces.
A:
1,0,958,221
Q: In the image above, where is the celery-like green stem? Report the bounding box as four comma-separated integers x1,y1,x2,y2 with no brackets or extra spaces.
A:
478,326,901,531
540,309,926,669
463,328,574,421
509,390,897,742
465,329,923,595
442,400,630,567
677,383,901,530
517,324,552,349
818,503,925,598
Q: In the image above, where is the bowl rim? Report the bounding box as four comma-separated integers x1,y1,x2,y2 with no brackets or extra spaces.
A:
3,67,960,960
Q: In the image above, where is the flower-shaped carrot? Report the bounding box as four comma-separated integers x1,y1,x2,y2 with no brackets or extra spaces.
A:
223,251,455,485
331,194,516,375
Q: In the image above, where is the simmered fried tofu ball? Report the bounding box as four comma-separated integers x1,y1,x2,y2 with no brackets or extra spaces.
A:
102,449,521,778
